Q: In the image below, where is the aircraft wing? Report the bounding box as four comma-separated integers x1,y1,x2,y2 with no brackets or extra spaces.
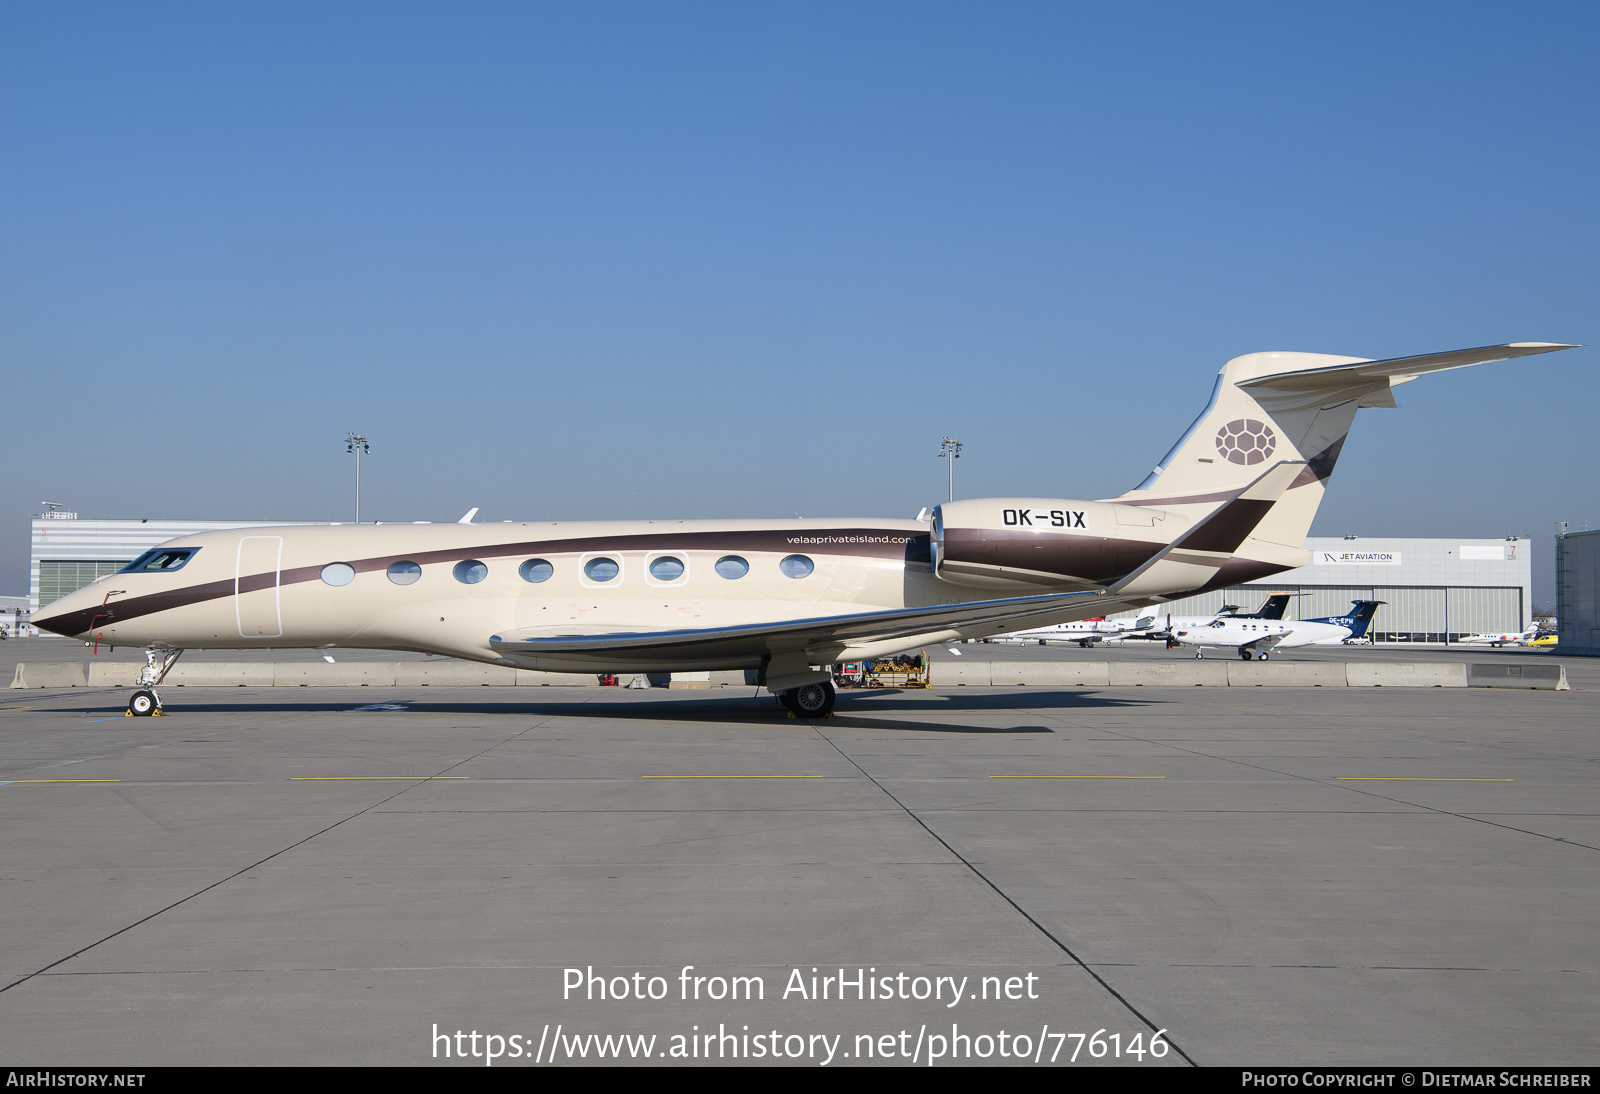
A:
1238,342,1577,392
492,461,1304,664
490,587,1139,659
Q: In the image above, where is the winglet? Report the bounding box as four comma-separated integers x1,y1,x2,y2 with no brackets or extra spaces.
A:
458,507,480,524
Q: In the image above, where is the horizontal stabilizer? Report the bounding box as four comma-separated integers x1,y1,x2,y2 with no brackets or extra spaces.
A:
1239,343,1577,392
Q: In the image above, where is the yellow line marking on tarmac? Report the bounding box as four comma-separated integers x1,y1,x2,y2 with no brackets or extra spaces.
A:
990,775,1165,779
1336,777,1513,782
290,776,468,781
642,775,824,779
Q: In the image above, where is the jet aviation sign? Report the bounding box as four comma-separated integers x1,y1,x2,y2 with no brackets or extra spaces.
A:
1315,551,1401,565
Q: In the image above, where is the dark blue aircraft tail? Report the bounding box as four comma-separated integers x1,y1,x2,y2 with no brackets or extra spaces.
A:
1234,594,1292,620
1309,600,1384,638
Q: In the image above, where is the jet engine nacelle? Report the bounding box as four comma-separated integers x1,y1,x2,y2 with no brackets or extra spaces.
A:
931,498,1184,590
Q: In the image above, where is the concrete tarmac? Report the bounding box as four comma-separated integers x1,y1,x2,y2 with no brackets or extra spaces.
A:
0,642,1595,1066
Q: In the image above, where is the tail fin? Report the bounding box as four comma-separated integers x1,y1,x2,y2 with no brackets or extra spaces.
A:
1341,600,1384,638
1236,593,1292,620
1103,343,1575,588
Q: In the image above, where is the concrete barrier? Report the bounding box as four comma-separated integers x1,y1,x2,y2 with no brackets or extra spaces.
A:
709,670,758,686
989,662,1111,686
1227,661,1348,687
1108,661,1230,686
395,662,517,686
10,663,87,689
165,663,276,687
87,663,143,687
272,662,399,687
669,671,711,689
1467,663,1570,690
1346,662,1467,688
514,669,602,686
929,661,993,686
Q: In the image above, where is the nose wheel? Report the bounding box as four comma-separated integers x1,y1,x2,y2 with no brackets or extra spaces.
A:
126,689,163,717
125,648,182,717
779,679,836,718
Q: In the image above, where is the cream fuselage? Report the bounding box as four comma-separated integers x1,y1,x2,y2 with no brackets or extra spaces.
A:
38,511,1185,673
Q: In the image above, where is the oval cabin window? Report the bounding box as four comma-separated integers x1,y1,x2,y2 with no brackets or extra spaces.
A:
387,561,422,585
779,554,814,579
519,559,554,583
321,562,356,587
649,556,685,581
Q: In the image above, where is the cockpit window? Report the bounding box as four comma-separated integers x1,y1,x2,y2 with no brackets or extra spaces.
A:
119,548,200,574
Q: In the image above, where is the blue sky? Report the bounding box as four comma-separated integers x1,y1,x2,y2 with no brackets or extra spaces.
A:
2,2,1595,602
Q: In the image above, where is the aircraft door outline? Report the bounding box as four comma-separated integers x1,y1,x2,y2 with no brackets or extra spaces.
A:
235,536,283,638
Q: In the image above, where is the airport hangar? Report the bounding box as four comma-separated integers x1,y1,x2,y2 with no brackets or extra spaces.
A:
1102,536,1533,643
26,511,1533,645
1556,525,1600,655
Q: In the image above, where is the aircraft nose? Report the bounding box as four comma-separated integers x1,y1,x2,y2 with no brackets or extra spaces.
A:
29,585,107,638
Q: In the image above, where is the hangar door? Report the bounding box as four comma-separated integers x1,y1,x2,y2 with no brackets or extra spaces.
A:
1446,587,1523,637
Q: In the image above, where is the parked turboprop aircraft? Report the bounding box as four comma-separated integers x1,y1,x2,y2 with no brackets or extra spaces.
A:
1456,622,1541,648
1172,615,1356,659
1120,593,1297,642
32,342,1574,717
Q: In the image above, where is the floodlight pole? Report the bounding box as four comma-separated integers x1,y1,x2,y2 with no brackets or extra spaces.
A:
345,433,370,523
938,437,963,502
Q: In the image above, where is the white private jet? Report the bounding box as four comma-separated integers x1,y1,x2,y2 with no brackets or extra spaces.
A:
1172,615,1356,660
34,341,1574,718
1456,622,1541,648
996,612,1160,647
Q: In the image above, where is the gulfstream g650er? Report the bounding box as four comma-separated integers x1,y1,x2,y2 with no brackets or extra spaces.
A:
34,342,1573,717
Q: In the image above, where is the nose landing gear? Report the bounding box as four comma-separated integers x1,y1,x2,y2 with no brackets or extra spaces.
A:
125,648,183,717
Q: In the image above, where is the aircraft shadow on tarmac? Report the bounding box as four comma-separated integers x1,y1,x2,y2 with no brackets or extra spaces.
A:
49,688,1149,734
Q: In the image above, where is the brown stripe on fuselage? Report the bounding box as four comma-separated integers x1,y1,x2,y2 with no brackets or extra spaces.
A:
33,528,932,637
1190,556,1296,593
941,528,1160,584
1176,498,1275,554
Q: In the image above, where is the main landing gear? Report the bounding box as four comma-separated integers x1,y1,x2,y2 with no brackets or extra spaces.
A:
778,678,836,719
125,648,183,717
1239,648,1270,661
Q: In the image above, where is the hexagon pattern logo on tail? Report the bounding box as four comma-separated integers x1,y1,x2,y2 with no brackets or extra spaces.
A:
1215,419,1276,465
